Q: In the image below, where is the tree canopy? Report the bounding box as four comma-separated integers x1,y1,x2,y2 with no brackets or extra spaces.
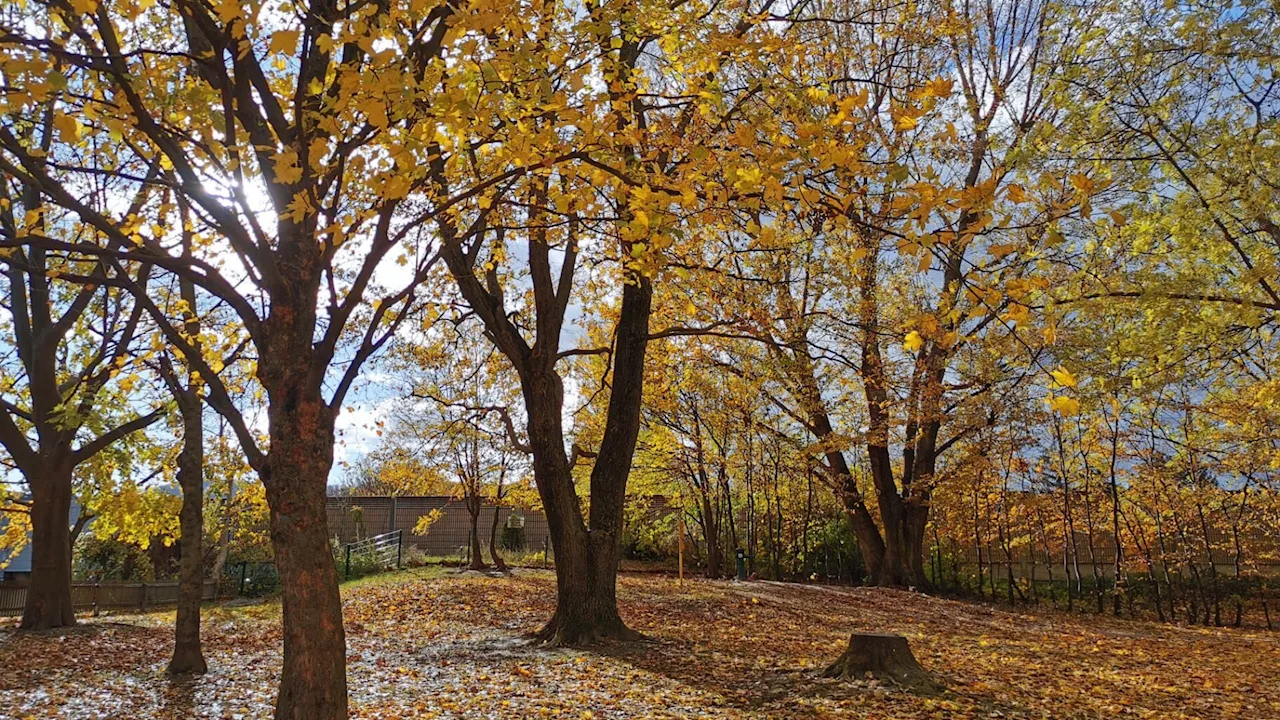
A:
0,0,1278,717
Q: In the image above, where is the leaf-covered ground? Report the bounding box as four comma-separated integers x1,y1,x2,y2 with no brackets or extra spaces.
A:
2,568,1277,719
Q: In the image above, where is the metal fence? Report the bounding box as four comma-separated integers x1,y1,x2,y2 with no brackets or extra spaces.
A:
343,529,402,578
0,580,220,617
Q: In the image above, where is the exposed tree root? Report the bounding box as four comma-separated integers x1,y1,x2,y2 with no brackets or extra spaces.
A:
531,613,646,647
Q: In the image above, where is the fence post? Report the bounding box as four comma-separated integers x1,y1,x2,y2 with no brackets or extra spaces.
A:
92,581,100,618
345,544,352,579
239,562,248,595
140,583,147,612
396,530,403,569
389,496,398,533
542,537,549,569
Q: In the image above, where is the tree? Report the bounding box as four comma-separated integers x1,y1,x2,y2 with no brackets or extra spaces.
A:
421,0,799,641
685,0,1107,587
0,0,536,714
393,324,525,571
337,445,453,498
0,129,164,627
155,257,208,674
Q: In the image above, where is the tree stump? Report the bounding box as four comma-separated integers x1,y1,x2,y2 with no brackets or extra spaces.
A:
822,633,942,693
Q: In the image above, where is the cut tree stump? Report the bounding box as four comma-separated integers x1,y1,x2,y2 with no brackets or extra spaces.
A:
822,632,943,694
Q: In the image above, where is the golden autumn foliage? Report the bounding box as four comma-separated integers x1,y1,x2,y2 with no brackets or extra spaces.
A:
0,0,1278,715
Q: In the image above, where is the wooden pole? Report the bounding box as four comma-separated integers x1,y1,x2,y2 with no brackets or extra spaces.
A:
678,507,685,587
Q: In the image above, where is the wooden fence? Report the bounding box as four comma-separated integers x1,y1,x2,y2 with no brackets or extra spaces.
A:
0,580,220,617
326,496,553,556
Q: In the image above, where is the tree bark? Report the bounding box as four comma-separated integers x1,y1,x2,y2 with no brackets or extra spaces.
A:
488,505,508,573
466,495,487,571
536,520,637,645
21,462,75,630
527,279,651,646
260,391,347,720
168,382,207,674
436,162,651,648
823,632,941,693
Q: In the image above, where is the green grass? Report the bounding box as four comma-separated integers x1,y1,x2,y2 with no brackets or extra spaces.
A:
339,564,449,593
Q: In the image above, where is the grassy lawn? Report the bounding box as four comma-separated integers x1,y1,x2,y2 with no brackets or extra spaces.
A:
1,569,1277,719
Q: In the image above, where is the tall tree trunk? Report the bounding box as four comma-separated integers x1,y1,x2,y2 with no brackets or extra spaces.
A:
1107,409,1124,616
524,377,639,645
903,503,931,588
488,505,508,573
532,279,650,645
467,495,487,571
701,494,721,578
261,393,347,720
21,462,75,630
167,262,208,674
438,166,651,648
168,383,207,674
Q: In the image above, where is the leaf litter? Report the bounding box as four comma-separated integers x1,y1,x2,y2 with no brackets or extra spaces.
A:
1,569,1277,719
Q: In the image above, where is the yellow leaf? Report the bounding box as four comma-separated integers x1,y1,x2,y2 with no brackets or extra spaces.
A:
272,149,302,184
52,114,81,141
357,99,388,129
924,77,953,98
308,137,328,171
1002,303,1030,325
903,330,924,353
1048,395,1079,416
1068,173,1094,194
285,190,315,223
1050,365,1077,388
269,30,300,56
213,0,241,23
988,243,1016,259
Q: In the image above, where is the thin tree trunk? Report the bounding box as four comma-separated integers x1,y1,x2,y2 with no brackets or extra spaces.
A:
973,485,985,600
210,477,233,596
489,505,508,573
167,258,207,674
1258,576,1272,631
1220,490,1247,628
1107,408,1124,616
1034,506,1055,608
1194,500,1222,626
467,495,487,571
1121,503,1164,622
168,374,207,674
1153,508,1178,622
